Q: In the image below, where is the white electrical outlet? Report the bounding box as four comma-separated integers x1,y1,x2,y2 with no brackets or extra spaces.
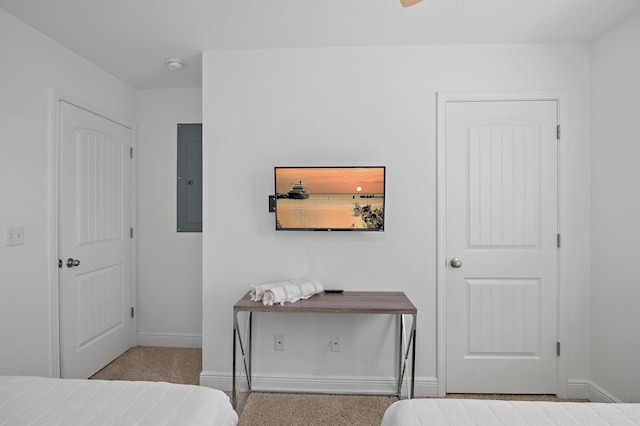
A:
331,335,342,352
274,333,285,351
6,226,24,246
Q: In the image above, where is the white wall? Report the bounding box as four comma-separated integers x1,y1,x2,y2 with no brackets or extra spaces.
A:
135,88,203,347
589,11,640,403
0,9,135,376
201,44,592,396
8,2,635,398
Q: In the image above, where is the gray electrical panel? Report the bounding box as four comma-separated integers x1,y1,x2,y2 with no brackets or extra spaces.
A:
177,123,202,232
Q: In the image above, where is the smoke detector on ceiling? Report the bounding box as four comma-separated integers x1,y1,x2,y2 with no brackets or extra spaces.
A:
400,0,423,6
165,58,184,71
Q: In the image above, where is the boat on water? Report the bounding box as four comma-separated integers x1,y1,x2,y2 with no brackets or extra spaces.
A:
288,181,310,199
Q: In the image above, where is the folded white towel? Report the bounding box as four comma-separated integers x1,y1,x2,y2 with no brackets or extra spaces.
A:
262,280,324,306
250,279,308,302
250,283,278,302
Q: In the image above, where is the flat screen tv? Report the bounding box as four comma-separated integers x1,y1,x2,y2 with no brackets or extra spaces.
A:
274,166,385,231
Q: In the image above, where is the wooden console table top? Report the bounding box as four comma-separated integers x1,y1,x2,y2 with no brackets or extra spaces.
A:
233,291,417,315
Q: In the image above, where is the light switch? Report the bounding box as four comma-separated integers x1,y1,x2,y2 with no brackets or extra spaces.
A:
6,226,24,246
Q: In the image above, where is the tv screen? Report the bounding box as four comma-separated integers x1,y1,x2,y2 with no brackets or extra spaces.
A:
274,166,385,231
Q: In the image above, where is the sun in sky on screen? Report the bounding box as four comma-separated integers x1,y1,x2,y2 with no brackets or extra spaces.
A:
276,167,384,194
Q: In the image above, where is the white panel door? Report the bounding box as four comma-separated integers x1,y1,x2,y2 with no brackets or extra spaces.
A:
59,101,133,378
445,100,558,393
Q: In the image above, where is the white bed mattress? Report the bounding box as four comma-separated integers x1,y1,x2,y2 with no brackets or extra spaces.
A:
0,376,238,425
382,398,640,426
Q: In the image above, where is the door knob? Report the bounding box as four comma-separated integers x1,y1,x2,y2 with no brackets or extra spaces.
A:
66,258,80,268
449,258,462,268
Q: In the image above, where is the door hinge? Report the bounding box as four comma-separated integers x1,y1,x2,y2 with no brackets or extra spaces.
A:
557,342,561,356
130,147,134,159
58,259,63,268
557,233,561,248
556,125,561,140
131,307,135,318
130,227,134,239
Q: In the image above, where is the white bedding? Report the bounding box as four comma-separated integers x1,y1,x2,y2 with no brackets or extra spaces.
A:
0,376,238,425
382,399,640,426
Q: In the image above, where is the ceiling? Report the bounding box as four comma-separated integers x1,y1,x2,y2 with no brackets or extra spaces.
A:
1,0,638,89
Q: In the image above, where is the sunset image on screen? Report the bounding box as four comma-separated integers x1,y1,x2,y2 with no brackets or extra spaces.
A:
275,167,385,231
275,167,384,195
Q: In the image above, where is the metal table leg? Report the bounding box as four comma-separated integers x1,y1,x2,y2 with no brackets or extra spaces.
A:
397,313,417,399
232,316,237,408
397,314,403,396
410,314,416,399
232,311,253,413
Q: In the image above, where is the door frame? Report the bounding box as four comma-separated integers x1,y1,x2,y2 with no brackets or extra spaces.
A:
48,89,137,377
436,90,569,397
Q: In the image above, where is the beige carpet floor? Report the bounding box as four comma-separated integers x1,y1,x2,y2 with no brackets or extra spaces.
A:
90,346,201,385
91,347,584,425
237,392,397,426
235,392,579,426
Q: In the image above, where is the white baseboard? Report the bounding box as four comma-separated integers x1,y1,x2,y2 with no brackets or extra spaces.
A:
201,373,618,402
587,381,622,403
199,371,229,390
199,370,438,397
566,379,590,400
136,332,202,348
565,379,622,402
